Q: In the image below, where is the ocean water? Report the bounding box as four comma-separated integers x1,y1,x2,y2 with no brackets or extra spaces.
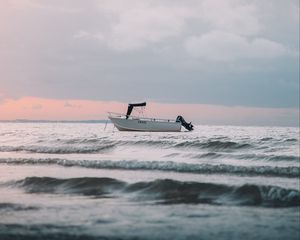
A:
0,122,299,240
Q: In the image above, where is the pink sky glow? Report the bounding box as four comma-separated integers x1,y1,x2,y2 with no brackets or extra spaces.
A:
0,97,298,126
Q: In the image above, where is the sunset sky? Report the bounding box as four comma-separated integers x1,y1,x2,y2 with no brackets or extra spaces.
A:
0,0,299,126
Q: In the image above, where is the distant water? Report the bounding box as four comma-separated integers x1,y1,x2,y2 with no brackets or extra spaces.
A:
0,123,299,240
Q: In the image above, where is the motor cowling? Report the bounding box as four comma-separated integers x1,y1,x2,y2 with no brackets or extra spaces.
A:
176,116,194,131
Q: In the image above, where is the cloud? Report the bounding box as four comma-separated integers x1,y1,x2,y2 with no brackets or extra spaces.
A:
7,0,82,13
185,31,293,61
89,0,261,51
0,0,298,109
198,0,261,36
92,0,189,51
69,0,296,57
73,30,91,39
108,8,185,51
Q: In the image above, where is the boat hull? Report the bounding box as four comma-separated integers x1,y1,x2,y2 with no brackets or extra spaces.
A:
109,117,181,132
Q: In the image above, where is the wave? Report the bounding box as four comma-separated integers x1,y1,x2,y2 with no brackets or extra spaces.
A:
0,144,116,154
192,152,300,162
1,158,299,178
0,224,93,240
0,203,38,211
174,140,251,150
260,137,273,141
59,137,108,144
10,177,300,207
284,138,298,142
236,154,300,162
14,177,125,196
262,155,300,162
0,139,256,154
259,138,298,143
192,152,224,159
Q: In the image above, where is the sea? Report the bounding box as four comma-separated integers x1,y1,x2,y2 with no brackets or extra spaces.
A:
0,122,299,240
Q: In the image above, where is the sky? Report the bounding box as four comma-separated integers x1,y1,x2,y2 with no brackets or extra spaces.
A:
0,0,299,126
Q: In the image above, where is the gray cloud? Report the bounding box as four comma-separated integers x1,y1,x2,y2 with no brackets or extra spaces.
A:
185,31,294,61
0,0,299,108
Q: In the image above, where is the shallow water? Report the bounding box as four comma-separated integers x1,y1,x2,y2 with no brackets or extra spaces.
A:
0,123,299,239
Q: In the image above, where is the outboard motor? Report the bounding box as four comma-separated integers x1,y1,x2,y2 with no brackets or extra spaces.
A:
176,116,194,131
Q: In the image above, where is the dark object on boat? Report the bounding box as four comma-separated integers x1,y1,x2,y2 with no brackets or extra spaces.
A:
176,116,194,131
126,102,146,119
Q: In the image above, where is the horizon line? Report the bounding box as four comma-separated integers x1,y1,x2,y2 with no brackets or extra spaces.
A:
0,119,298,128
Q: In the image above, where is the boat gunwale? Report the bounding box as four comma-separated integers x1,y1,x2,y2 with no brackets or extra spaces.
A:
108,112,178,123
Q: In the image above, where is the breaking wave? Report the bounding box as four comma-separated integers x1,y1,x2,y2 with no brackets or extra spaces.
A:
1,158,299,178
10,177,300,207
14,177,125,196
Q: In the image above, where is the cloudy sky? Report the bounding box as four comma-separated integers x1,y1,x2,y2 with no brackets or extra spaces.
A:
0,0,299,126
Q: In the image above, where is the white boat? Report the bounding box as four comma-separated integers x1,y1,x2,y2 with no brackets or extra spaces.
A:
108,102,193,132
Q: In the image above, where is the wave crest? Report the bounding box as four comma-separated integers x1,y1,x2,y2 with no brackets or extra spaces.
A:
15,177,125,196
0,139,254,154
1,158,299,178
175,140,251,150
10,177,300,207
0,145,115,154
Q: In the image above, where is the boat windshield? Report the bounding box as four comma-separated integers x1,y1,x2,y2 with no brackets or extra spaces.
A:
126,102,146,119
